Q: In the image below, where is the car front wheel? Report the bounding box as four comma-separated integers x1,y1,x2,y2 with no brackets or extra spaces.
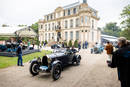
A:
51,63,62,80
76,56,81,65
29,62,39,76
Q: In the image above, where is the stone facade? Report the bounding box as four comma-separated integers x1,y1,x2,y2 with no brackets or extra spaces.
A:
38,0,101,45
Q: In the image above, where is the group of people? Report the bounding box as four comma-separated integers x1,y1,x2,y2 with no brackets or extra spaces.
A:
105,37,130,87
78,41,88,51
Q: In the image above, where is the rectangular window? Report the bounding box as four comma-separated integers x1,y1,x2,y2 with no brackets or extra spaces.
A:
81,16,84,24
52,23,54,30
85,16,87,24
70,19,73,28
49,33,50,40
41,25,43,29
70,31,73,40
65,32,68,40
45,24,47,31
65,20,68,29
48,24,50,31
45,33,47,40
76,18,79,27
76,31,79,40
92,32,94,41
92,20,94,29
52,33,54,39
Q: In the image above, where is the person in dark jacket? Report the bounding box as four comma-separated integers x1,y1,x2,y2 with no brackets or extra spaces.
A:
16,43,23,66
111,37,130,87
78,42,81,51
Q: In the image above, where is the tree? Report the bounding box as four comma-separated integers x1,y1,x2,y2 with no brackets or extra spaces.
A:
45,40,48,44
31,22,38,33
74,40,78,48
0,37,10,41
120,29,130,40
64,41,68,47
102,22,121,37
120,4,130,40
2,24,9,27
68,40,72,47
18,24,27,27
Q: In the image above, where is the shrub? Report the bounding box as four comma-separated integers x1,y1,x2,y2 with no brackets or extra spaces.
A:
64,42,68,47
68,40,72,47
45,40,48,44
74,40,78,48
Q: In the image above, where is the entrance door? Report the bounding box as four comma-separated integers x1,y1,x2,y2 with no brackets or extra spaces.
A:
57,32,61,42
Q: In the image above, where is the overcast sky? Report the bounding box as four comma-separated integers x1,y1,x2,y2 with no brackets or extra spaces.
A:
0,0,130,28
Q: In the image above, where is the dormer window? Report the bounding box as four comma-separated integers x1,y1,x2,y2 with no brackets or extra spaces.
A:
68,9,70,15
47,16,49,21
73,8,77,14
64,10,66,16
51,14,53,20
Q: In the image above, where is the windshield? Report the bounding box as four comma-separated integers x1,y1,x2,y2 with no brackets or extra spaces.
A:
53,48,66,53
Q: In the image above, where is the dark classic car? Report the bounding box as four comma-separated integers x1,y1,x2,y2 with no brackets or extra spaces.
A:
29,48,81,80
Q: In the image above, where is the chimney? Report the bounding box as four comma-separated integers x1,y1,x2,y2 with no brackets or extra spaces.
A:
83,0,87,3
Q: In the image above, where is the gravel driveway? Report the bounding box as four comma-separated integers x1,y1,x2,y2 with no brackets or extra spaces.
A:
0,50,120,87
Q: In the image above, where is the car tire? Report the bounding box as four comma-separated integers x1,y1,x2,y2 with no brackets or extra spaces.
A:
51,63,62,80
29,62,39,76
76,55,81,65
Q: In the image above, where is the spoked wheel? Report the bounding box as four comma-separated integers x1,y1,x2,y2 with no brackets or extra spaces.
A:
51,63,62,80
29,62,39,76
76,56,81,65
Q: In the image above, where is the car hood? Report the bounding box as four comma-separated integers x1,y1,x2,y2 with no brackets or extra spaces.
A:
46,52,65,59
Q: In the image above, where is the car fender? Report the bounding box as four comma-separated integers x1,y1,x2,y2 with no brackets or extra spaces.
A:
52,60,62,66
30,59,38,63
52,60,63,70
76,55,81,60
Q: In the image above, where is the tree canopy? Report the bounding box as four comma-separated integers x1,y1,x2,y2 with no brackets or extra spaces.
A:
120,4,130,40
31,22,38,33
102,22,121,37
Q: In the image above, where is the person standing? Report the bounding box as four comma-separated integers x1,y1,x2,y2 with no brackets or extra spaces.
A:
111,37,130,87
27,40,30,48
82,42,85,49
85,41,88,49
105,42,113,62
16,43,23,66
78,42,81,51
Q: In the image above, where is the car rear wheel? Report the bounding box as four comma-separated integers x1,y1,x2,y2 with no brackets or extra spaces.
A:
29,62,39,76
51,63,62,80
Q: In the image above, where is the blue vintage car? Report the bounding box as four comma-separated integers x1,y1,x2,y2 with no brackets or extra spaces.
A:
91,44,104,54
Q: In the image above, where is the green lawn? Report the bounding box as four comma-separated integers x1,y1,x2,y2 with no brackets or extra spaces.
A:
0,50,51,69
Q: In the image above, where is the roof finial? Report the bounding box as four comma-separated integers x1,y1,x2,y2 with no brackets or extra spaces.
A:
83,0,87,3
